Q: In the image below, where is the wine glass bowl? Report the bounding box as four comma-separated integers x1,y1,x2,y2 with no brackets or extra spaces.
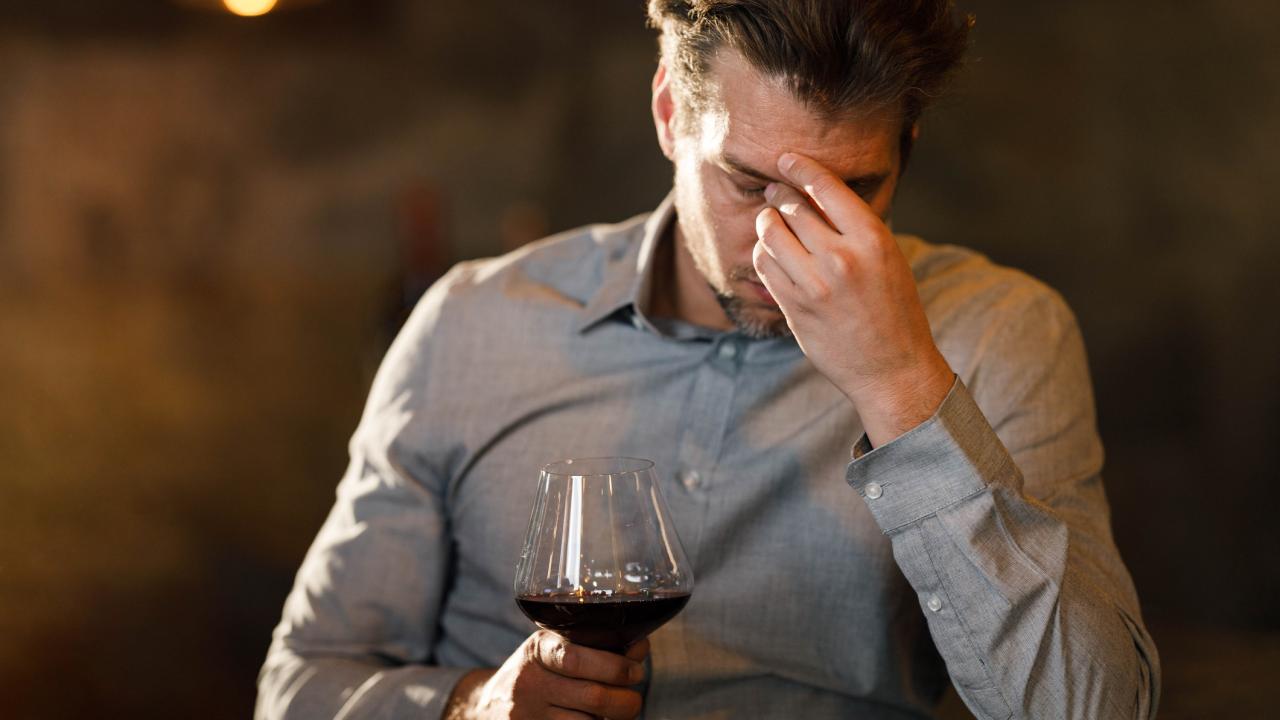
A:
515,457,694,653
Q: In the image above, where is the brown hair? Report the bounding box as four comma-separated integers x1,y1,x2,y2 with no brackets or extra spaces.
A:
647,0,973,159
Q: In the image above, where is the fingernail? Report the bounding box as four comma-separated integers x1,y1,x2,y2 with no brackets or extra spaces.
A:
778,153,796,173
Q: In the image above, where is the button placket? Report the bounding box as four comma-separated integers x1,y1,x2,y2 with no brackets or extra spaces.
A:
673,338,741,494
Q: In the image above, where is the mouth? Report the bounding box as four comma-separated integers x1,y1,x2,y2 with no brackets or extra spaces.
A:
745,280,779,307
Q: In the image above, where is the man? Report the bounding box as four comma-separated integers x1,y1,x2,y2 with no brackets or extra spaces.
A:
258,1,1161,718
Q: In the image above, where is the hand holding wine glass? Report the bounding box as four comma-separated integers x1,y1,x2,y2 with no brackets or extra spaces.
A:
444,458,693,719
444,631,648,719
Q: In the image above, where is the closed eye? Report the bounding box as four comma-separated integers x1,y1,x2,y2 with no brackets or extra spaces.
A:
849,179,885,201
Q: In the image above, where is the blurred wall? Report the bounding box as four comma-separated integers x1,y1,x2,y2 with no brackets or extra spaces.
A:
0,1,1276,718
899,0,1280,629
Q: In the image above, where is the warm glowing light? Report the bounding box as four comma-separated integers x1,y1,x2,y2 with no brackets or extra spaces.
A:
223,0,278,17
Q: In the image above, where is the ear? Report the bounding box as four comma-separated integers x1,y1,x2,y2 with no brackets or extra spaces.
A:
651,62,678,161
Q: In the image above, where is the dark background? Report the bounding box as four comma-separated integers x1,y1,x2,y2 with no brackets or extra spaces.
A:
1,1,1276,718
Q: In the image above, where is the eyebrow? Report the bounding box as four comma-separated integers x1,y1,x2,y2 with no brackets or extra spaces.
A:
719,152,891,189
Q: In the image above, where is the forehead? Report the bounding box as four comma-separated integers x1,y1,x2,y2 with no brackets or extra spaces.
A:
693,50,900,174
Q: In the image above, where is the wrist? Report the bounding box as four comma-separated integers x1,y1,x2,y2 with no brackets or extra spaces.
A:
443,669,495,720
848,354,954,448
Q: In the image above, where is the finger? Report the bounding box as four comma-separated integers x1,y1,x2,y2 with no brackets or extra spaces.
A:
776,152,877,234
546,708,595,720
534,631,646,686
752,241,797,309
549,676,643,720
764,181,838,252
755,207,818,287
624,637,649,663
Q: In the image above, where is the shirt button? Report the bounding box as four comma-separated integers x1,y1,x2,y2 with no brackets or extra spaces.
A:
717,342,738,360
679,469,702,490
864,482,883,500
926,594,943,613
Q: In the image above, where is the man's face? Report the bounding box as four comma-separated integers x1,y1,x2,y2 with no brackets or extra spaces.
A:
663,51,905,338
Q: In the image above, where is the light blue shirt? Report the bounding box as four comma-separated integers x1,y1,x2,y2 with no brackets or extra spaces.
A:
258,194,1159,719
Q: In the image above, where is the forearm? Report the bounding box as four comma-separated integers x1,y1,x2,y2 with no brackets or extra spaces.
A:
846,380,1160,719
256,646,473,720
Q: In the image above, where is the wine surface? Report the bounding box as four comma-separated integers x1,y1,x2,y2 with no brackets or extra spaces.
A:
516,592,691,653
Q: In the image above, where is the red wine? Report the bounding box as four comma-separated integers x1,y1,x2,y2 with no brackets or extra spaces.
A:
516,591,691,653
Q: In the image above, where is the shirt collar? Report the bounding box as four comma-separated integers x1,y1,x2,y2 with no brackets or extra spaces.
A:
575,191,676,334
571,194,801,363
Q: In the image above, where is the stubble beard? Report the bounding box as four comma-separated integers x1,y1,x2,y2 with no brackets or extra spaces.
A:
714,268,792,340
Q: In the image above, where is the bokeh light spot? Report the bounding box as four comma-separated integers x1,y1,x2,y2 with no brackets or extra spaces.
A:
223,0,278,17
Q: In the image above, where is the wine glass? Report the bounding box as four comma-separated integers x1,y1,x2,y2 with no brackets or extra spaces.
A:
515,457,694,654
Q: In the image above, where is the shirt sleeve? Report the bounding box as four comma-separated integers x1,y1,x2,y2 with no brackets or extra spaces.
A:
845,292,1161,719
256,267,474,719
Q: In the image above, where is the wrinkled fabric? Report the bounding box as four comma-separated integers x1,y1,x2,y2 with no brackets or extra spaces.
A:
258,193,1159,719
